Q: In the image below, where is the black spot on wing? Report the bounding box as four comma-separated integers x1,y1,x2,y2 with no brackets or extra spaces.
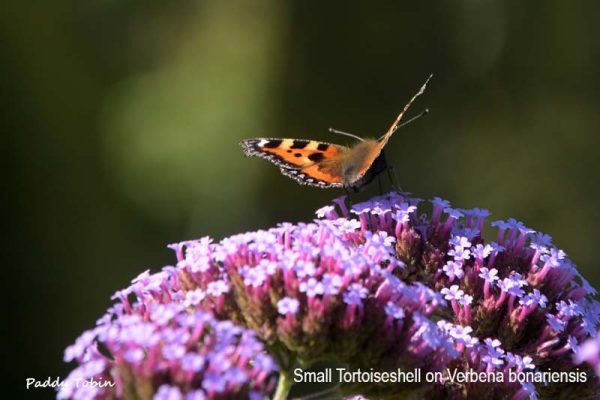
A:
290,140,309,149
317,143,329,151
307,152,324,162
263,139,282,148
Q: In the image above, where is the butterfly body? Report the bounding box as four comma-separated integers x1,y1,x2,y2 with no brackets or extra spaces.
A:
328,139,389,190
341,141,388,189
240,75,432,192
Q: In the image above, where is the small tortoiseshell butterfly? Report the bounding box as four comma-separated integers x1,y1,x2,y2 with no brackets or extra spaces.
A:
240,75,432,192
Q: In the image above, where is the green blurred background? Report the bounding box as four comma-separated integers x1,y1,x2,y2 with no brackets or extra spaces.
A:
2,0,599,398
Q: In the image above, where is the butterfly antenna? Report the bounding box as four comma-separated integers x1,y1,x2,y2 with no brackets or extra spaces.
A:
379,74,433,144
377,108,429,141
328,127,365,142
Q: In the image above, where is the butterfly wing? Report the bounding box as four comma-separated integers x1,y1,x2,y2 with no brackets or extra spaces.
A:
240,138,346,188
350,75,432,185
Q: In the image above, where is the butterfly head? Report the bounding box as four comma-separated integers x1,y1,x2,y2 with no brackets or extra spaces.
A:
342,140,388,191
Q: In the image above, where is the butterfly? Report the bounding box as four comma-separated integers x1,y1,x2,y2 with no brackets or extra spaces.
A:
240,75,432,192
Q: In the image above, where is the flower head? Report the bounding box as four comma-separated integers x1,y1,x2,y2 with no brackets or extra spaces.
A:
62,191,600,399
60,285,277,400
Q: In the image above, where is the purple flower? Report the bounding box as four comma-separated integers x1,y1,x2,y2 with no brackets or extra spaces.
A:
497,274,526,297
546,314,567,333
206,280,229,297
242,265,267,287
185,391,207,400
299,277,325,297
59,296,277,400
556,300,579,317
391,202,417,224
472,243,493,260
574,333,600,378
445,208,464,220
530,232,552,250
181,353,205,372
343,283,368,306
449,235,471,249
315,205,336,219
277,297,300,315
452,227,480,241
183,289,205,307
332,217,362,233
154,385,183,400
441,285,464,301
448,246,471,261
432,197,451,210
482,338,505,368
442,260,464,280
61,191,600,400
479,267,499,282
385,301,406,319
202,372,226,393
293,260,316,278
520,289,547,308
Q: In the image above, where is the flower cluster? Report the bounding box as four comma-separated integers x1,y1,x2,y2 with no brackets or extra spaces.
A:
171,194,461,397
333,194,599,399
61,191,600,400
59,279,278,400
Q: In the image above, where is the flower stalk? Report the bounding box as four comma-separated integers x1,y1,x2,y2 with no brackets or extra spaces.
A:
273,370,293,400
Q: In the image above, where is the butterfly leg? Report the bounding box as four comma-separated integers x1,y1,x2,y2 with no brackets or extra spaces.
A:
342,186,355,206
386,165,403,193
377,175,384,195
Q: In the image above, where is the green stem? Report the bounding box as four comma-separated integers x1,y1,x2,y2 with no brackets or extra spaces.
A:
273,369,293,400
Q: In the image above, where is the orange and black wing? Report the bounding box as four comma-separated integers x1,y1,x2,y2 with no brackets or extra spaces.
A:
240,138,346,188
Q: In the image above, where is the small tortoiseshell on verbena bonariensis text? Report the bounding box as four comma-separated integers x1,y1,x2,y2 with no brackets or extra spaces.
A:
240,74,432,192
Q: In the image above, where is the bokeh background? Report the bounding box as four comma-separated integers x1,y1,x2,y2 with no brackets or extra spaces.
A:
3,0,600,398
